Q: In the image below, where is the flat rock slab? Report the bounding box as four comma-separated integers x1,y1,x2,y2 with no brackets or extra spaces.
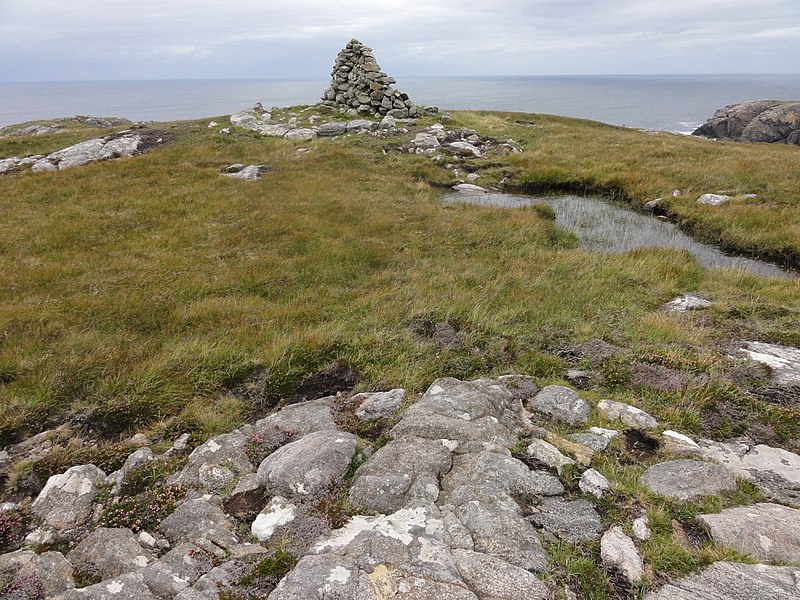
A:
698,503,800,564
737,341,800,386
597,399,658,429
700,440,800,507
529,497,603,542
640,460,738,501
451,549,551,600
69,527,152,580
644,561,800,599
528,385,590,425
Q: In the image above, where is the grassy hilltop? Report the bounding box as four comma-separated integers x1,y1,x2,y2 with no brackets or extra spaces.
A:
1,107,799,450
2,107,800,598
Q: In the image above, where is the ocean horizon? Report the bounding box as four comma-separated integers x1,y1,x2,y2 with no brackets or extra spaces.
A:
1,74,799,133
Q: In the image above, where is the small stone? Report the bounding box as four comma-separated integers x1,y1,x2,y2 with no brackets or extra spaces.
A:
546,433,594,466
565,369,592,389
529,385,591,425
466,173,480,181
642,198,662,212
566,433,611,452
697,193,731,206
224,165,269,181
165,433,190,456
671,519,693,550
452,183,488,195
662,430,703,457
526,439,575,474
138,531,158,548
353,389,406,422
601,526,644,585
633,516,651,541
127,433,149,446
597,399,658,429
579,468,611,498
664,294,712,312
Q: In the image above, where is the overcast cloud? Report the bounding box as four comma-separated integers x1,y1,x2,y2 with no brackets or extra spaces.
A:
0,0,798,81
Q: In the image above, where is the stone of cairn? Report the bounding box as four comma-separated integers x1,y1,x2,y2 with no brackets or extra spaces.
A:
322,39,419,118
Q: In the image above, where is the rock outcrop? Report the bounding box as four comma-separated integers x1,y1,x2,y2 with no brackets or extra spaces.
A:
321,39,419,118
693,100,800,145
5,375,800,599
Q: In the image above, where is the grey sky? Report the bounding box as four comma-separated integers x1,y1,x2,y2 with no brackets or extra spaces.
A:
1,0,798,81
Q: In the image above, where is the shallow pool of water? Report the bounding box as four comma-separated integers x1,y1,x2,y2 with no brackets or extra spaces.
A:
442,192,798,280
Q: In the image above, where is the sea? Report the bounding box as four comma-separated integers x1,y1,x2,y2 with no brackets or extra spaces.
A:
1,74,799,133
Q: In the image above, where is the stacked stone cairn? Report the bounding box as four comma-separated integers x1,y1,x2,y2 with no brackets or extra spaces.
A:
322,39,419,118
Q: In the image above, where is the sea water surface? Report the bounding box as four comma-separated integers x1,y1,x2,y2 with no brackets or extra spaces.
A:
2,74,800,132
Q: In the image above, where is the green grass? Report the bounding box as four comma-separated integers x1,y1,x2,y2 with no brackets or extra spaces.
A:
0,108,798,452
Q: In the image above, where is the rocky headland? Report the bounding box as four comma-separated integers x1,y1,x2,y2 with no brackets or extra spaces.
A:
693,100,800,145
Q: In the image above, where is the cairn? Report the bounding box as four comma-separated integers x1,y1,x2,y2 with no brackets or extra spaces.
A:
322,39,418,118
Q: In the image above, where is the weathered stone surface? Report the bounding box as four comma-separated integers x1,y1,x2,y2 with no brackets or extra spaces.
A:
69,527,153,579
526,439,575,474
0,550,74,597
268,554,378,599
451,549,551,600
349,436,453,513
529,385,590,425
698,503,800,564
737,341,800,387
697,193,731,206
31,464,106,536
661,430,703,457
353,388,406,422
54,572,158,599
644,561,800,599
566,432,611,451
230,110,260,130
224,165,268,180
141,542,214,598
284,128,317,141
496,375,539,401
601,526,643,585
579,468,611,499
597,399,658,429
256,430,357,498
665,294,713,312
640,460,737,501
316,122,347,137
168,432,252,489
389,378,521,447
159,498,238,549
346,119,376,131
529,497,603,542
447,141,482,157
258,124,291,137
254,396,338,439
699,440,800,507
633,516,652,541
251,496,297,542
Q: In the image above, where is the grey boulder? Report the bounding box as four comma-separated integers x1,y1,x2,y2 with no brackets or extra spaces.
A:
529,497,603,542
597,399,658,429
68,527,153,580
159,498,239,550
451,549,551,599
256,430,357,498
353,388,406,422
31,464,106,537
528,385,590,425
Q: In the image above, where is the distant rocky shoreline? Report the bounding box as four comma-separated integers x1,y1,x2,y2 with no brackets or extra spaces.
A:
693,99,800,145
